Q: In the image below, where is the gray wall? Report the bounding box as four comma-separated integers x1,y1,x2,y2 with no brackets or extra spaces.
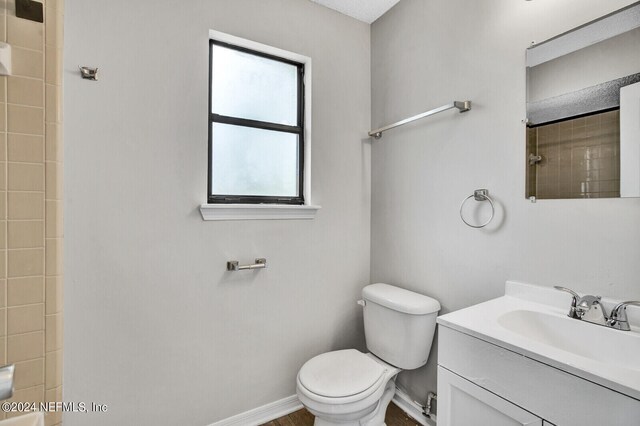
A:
63,1,370,424
371,0,640,405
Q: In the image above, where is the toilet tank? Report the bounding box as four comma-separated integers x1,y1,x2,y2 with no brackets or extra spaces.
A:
362,283,440,369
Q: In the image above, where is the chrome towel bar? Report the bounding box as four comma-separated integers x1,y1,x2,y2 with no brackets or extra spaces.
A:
227,258,267,272
368,100,471,139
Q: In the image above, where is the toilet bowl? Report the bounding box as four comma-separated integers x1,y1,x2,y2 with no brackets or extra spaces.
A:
296,284,440,425
297,350,400,425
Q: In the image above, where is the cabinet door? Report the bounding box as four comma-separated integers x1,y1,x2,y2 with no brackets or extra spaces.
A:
438,367,543,426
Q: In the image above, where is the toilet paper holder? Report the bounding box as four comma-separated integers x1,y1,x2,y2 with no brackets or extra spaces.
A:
227,258,267,272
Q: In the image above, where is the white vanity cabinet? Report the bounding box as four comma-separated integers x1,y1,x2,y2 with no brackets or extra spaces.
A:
437,325,640,426
438,366,543,426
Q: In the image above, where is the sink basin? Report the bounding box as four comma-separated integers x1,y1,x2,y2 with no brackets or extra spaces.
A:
0,413,44,426
498,309,640,372
437,280,640,400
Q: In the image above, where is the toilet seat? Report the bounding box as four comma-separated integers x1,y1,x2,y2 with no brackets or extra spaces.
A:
296,350,401,424
298,349,386,399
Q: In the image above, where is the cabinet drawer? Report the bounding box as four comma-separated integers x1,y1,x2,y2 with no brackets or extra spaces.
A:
438,366,542,426
438,325,640,426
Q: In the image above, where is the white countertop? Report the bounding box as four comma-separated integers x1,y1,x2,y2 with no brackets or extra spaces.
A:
437,281,640,401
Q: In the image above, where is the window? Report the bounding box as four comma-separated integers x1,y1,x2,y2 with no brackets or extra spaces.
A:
208,38,305,205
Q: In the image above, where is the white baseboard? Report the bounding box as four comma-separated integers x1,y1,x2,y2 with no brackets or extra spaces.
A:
209,389,434,426
208,395,302,426
392,387,436,426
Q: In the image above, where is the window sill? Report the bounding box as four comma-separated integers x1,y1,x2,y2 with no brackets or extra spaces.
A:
199,203,321,221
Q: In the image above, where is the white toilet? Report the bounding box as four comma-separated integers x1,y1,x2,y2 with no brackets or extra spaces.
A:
296,283,440,425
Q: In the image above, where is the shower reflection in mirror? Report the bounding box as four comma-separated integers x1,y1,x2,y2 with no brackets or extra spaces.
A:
525,2,640,200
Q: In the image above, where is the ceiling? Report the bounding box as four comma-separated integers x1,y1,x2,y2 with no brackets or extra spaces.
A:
310,0,401,24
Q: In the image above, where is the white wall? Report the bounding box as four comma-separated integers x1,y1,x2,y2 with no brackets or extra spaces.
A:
371,0,640,406
63,1,370,424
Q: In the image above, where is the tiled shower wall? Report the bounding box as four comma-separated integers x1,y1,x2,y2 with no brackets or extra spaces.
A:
527,110,620,199
0,1,63,425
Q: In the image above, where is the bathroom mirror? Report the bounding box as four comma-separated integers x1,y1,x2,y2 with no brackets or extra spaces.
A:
525,2,640,199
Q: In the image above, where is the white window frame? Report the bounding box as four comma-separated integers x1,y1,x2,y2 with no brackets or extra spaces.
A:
200,30,319,221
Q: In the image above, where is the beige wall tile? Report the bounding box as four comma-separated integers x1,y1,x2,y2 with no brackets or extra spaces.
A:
45,350,61,389
7,16,43,51
0,308,5,337
45,6,62,49
8,76,44,107
6,385,44,415
45,123,61,162
5,1,64,408
0,163,5,190
8,248,44,277
44,387,62,425
0,280,5,307
44,47,61,85
0,15,5,43
45,200,61,238
7,331,44,363
0,337,5,365
44,385,62,404
45,313,61,352
45,84,61,123
8,304,44,335
44,0,61,11
46,386,62,402
45,238,61,275
45,276,61,315
14,358,44,390
0,250,5,278
8,163,44,191
45,162,61,199
0,191,5,220
0,133,6,161
8,105,44,135
8,192,44,220
12,47,44,79
8,134,44,163
0,103,5,132
8,220,44,249
8,276,44,306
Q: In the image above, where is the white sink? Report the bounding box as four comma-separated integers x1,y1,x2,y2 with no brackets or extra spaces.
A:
0,413,44,426
498,309,640,372
437,280,640,400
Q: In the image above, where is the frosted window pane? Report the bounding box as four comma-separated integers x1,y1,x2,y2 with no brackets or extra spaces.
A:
211,123,299,197
211,44,298,126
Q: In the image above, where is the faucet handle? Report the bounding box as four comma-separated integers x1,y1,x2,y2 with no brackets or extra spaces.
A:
554,286,579,298
608,301,640,331
554,286,580,318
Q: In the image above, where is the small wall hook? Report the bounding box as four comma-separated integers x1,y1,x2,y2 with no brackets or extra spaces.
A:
79,66,98,81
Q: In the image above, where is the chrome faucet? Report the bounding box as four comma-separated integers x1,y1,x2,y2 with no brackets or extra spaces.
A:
554,286,608,326
575,295,608,325
0,364,14,401
607,301,640,331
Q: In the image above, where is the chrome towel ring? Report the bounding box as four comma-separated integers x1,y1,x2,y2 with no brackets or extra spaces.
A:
460,189,495,228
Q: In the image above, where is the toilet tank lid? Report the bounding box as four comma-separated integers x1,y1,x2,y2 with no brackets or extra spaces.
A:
363,283,440,315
